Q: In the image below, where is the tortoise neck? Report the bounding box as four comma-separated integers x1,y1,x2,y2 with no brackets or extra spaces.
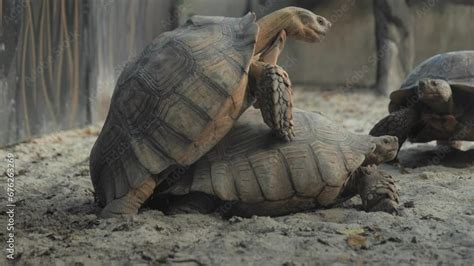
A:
256,10,293,54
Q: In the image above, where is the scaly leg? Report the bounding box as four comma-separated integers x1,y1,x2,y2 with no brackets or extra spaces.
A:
250,61,294,141
250,30,294,141
100,176,157,218
343,166,399,214
370,107,420,151
99,166,187,218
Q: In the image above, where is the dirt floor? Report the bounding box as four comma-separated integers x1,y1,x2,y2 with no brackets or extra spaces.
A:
1,88,473,265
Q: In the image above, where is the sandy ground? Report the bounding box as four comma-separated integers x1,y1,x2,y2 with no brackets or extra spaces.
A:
1,88,473,265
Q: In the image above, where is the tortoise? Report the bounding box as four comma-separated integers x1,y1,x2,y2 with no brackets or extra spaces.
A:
151,108,400,217
90,7,332,217
370,51,474,153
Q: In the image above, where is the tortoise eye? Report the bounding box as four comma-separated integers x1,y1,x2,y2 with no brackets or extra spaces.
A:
317,17,325,26
431,80,438,86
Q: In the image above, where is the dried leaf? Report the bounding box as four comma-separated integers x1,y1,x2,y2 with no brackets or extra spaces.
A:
346,234,367,250
338,227,365,236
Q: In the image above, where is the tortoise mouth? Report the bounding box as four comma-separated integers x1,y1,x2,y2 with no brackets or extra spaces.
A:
387,147,398,156
302,26,327,42
311,29,327,42
419,92,448,102
384,150,398,162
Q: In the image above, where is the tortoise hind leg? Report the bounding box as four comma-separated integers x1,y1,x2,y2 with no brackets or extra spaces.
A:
100,166,187,218
100,176,157,218
250,61,294,141
343,166,399,214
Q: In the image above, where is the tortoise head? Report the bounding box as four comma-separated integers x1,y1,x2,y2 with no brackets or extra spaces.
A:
416,78,452,104
282,7,331,42
365,136,399,165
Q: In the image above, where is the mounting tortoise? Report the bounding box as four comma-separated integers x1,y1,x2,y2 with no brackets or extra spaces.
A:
152,109,400,217
90,7,331,217
370,51,474,153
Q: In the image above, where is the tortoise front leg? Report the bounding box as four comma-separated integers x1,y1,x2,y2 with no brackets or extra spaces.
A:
250,61,295,141
342,166,399,214
357,166,399,214
250,30,294,141
370,107,419,151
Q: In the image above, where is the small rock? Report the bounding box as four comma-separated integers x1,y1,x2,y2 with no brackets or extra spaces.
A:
419,173,430,180
411,236,417,243
112,223,130,232
17,169,28,176
229,216,244,224
317,238,330,246
420,214,444,222
237,241,247,248
387,236,402,243
154,225,165,232
403,201,415,208
300,226,313,232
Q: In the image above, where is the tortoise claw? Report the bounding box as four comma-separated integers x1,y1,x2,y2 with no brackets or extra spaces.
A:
276,125,295,142
369,198,400,215
359,168,400,215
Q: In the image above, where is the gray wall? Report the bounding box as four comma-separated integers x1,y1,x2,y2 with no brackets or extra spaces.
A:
413,1,474,64
68,0,474,122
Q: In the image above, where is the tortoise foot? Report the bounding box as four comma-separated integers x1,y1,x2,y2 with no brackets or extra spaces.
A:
99,176,157,218
254,63,295,141
358,166,400,215
369,198,399,215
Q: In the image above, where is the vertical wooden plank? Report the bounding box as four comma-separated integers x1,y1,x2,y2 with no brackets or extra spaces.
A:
89,0,173,122
0,0,91,147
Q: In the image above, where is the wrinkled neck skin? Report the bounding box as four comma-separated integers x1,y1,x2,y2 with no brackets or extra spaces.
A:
255,10,293,54
423,97,455,115
363,153,379,166
362,135,385,166
354,135,380,166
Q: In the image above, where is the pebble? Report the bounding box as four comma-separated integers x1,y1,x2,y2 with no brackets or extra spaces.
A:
404,201,415,208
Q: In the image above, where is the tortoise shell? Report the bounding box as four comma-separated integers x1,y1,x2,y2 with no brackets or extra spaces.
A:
165,108,377,217
389,51,474,113
90,13,259,207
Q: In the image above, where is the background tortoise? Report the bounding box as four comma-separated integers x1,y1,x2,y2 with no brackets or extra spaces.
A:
370,51,474,153
152,109,399,217
90,7,331,217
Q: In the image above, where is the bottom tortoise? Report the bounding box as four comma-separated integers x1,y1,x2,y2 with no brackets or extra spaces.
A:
152,108,400,217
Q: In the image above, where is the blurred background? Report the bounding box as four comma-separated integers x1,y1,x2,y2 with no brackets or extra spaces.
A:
1,0,473,147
